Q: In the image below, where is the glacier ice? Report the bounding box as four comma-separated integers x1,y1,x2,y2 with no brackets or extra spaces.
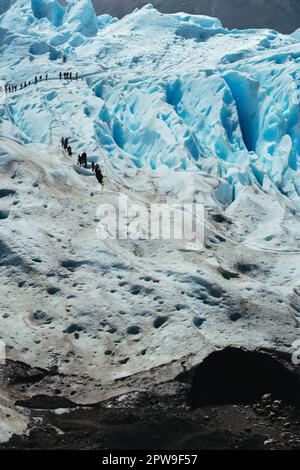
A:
1,1,300,425
1,2,300,203
31,0,64,27
63,0,99,37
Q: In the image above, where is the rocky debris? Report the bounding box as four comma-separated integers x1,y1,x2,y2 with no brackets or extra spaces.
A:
253,394,283,418
1,360,59,386
253,393,300,449
264,438,275,446
0,386,299,450
15,394,81,410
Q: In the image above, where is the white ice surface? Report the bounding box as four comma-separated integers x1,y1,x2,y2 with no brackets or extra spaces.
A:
0,1,300,439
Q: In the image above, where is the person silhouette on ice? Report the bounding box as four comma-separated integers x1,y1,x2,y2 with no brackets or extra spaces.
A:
95,164,104,186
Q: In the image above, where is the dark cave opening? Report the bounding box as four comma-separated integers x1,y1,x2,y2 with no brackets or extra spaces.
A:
189,347,300,407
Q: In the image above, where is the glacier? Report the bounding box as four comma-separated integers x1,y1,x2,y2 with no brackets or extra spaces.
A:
1,2,300,202
0,0,300,443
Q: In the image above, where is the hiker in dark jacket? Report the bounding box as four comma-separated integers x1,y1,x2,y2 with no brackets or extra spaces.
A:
95,164,104,186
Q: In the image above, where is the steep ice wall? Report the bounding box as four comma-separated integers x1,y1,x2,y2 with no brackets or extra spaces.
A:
223,72,261,153
224,48,300,198
0,0,16,15
1,2,300,203
31,0,64,27
64,0,99,36
0,0,107,37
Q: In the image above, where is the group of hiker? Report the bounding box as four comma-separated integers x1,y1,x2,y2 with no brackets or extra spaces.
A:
60,138,104,186
5,73,48,93
59,72,78,80
4,71,79,94
61,137,73,157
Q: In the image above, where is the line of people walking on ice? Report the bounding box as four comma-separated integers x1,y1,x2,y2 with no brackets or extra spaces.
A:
4,71,79,93
59,72,78,80
60,137,104,186
5,73,48,93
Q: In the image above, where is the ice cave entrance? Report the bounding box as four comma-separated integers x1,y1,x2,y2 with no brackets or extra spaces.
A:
189,347,300,407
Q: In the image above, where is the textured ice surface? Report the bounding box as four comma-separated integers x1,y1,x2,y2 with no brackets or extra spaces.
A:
1,2,300,201
0,1,300,438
